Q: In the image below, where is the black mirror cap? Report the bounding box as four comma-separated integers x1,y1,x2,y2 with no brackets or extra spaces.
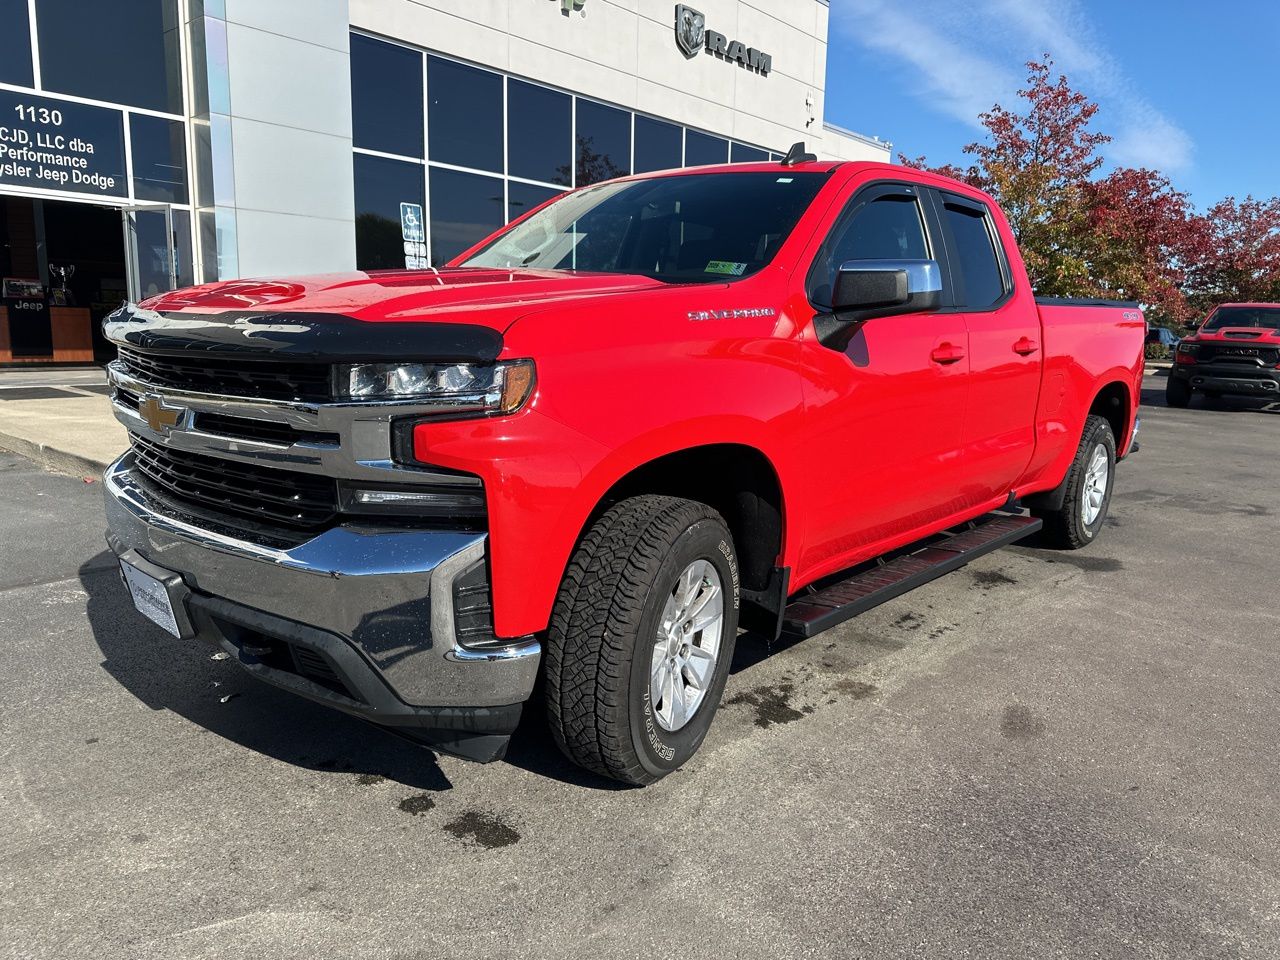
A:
816,259,943,350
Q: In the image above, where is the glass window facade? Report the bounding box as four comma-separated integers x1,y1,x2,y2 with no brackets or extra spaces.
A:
0,0,33,87
428,167,505,266
731,143,769,164
350,33,423,158
354,153,425,271
130,115,189,204
36,0,183,114
507,80,571,186
575,100,631,186
685,131,730,167
349,33,778,271
428,57,503,173
633,116,682,174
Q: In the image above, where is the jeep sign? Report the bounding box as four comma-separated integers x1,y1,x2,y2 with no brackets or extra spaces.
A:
674,5,772,75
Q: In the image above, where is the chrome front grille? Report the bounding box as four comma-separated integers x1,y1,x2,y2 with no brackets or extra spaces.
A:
129,432,339,530
108,347,488,536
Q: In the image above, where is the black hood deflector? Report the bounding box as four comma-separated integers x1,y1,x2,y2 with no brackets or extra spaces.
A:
102,304,504,363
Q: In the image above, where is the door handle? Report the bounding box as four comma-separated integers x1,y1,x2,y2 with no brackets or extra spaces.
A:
930,343,965,365
1013,337,1039,356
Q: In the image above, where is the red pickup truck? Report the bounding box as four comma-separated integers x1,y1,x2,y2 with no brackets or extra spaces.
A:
1167,303,1280,406
102,156,1144,784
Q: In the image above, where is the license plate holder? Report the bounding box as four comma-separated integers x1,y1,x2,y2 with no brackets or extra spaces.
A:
119,550,196,640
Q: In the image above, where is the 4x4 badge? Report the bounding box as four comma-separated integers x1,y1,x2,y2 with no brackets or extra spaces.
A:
138,394,184,436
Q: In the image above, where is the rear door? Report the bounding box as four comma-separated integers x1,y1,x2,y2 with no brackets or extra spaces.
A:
794,181,971,578
930,191,1041,505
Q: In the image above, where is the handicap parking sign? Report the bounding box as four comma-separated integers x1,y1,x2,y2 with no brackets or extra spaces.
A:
400,202,424,244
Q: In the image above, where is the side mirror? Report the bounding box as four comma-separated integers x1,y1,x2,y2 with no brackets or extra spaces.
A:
814,259,943,350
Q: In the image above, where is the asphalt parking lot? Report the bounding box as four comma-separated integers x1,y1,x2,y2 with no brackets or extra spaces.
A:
3,370,1279,960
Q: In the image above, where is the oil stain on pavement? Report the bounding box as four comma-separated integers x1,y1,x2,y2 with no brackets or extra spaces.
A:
725,681,805,727
443,812,521,849
1000,703,1047,740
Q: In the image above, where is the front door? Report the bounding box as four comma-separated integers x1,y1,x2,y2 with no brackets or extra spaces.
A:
120,204,177,302
794,182,971,581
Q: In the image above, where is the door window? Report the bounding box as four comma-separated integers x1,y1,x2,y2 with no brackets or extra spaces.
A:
940,199,1006,308
810,192,928,309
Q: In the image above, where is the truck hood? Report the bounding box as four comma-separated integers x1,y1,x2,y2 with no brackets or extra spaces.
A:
1187,326,1280,345
140,268,672,332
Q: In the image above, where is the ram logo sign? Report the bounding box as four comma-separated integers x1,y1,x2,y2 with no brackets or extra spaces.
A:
674,4,772,75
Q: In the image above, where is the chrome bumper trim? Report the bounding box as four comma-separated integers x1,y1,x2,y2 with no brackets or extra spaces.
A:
103,455,540,708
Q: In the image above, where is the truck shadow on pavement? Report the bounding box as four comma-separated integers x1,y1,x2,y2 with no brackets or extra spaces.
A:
1140,384,1280,414
79,551,457,792
79,548,796,792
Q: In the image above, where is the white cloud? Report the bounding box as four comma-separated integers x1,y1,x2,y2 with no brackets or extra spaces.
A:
833,0,1194,172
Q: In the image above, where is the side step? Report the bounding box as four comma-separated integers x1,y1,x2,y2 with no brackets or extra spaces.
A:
781,513,1042,639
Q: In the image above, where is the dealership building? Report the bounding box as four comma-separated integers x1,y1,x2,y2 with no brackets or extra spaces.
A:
0,0,889,363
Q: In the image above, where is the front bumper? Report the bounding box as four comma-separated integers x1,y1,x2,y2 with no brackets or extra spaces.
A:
103,454,541,760
1171,363,1280,396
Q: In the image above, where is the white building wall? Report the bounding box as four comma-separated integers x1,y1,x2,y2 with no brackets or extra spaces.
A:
217,0,357,277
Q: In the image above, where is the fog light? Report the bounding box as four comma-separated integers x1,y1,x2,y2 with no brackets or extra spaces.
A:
339,481,486,520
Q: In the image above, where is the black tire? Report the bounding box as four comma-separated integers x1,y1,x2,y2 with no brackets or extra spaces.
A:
545,495,740,785
1165,376,1192,408
1030,415,1116,550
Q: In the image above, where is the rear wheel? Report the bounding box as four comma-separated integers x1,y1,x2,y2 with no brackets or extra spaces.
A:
1031,415,1116,550
545,495,739,785
1165,376,1192,408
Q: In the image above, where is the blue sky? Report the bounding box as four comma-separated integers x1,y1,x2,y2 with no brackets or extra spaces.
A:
824,0,1279,211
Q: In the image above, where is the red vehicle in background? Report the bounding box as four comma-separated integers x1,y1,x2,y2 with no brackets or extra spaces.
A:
101,153,1144,784
1168,303,1280,406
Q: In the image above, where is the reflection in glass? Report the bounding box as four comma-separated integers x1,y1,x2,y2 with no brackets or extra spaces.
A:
633,116,682,174
37,0,183,114
354,153,424,270
351,34,424,158
507,182,563,223
0,0,33,87
131,115,189,204
429,167,505,266
684,130,729,167
575,100,630,187
508,80,571,186
730,143,769,164
428,57,502,173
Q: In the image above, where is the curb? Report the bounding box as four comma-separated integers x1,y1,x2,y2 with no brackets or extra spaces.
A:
0,431,109,480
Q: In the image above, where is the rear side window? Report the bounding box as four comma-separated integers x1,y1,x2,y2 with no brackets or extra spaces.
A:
942,200,1006,308
811,194,928,308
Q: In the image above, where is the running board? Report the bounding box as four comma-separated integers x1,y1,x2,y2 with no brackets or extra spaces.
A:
781,513,1042,639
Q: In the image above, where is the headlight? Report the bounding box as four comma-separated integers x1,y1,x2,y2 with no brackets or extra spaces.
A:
1176,341,1199,354
339,360,535,416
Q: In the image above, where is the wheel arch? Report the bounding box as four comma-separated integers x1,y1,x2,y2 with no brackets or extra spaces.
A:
586,441,789,596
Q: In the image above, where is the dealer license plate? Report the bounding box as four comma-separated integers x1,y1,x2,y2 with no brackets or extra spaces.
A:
120,559,182,638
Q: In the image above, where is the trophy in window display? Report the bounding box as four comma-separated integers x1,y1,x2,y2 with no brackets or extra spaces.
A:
49,264,77,306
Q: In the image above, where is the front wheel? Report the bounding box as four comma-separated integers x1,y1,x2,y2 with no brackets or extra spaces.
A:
1165,376,1192,408
1030,414,1116,550
545,495,740,785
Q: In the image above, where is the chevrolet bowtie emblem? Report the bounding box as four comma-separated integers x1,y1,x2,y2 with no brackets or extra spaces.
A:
138,394,184,435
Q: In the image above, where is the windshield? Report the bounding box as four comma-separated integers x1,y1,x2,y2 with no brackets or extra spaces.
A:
1202,307,1280,331
459,171,830,283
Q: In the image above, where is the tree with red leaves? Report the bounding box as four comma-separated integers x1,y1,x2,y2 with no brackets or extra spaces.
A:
1083,167,1206,324
902,56,1110,296
901,55,1280,327
1187,196,1280,312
